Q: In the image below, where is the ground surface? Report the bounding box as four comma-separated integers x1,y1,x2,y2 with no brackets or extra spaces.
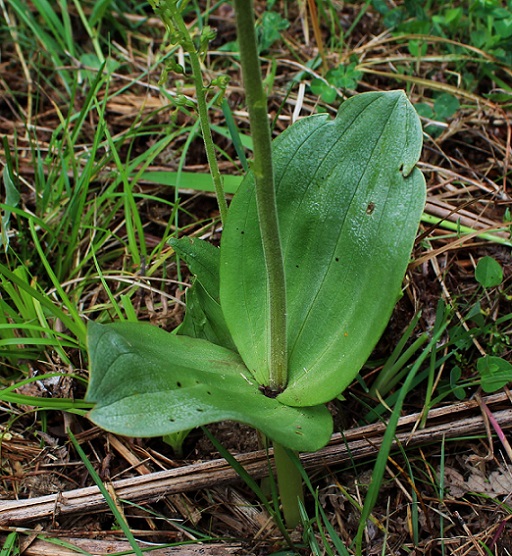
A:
1,1,512,554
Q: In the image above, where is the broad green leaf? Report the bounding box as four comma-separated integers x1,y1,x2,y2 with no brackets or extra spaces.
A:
177,282,236,350
170,237,235,349
170,237,221,298
86,322,332,452
477,356,512,393
220,91,426,406
475,256,503,288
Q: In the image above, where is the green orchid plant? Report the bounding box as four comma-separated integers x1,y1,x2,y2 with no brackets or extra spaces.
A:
87,87,425,444
85,0,426,530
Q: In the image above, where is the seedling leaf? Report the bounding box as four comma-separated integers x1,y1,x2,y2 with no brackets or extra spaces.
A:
310,79,337,103
86,322,332,452
475,256,503,288
258,11,290,52
433,93,460,120
477,356,512,393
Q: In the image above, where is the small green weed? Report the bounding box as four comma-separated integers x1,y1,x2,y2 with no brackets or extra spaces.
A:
310,58,363,102
258,8,290,53
415,92,460,137
475,255,504,289
219,1,290,54
477,355,512,393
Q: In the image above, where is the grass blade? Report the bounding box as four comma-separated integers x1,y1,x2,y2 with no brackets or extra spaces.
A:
201,427,293,546
355,302,450,554
1,137,20,251
0,262,85,343
0,531,18,556
68,429,145,556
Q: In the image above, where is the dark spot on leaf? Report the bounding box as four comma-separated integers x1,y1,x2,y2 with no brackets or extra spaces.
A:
366,202,375,215
196,408,204,412
176,382,182,388
241,230,245,235
169,418,175,422
207,391,212,395
335,257,339,262
296,264,299,268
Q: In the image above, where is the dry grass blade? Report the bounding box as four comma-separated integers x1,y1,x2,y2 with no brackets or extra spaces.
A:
0,535,241,556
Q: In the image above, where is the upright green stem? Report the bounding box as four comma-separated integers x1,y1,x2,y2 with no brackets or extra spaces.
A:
151,0,229,226
234,0,288,390
273,443,304,528
234,1,302,530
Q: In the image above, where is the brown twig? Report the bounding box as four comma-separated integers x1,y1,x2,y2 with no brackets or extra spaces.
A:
1,392,510,526
0,535,241,556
